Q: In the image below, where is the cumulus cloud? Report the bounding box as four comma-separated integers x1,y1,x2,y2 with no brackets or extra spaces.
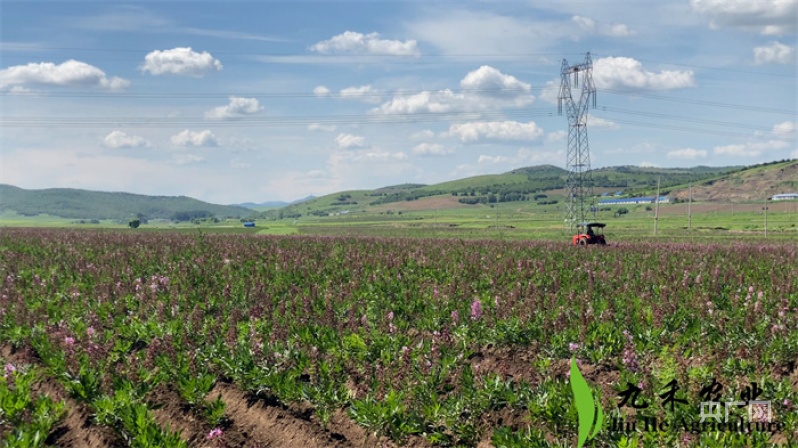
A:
314,86,331,97
141,47,222,76
102,131,150,149
340,85,381,103
0,60,129,91
572,15,636,37
667,148,708,159
713,140,789,157
477,148,563,166
409,129,435,140
772,121,796,134
310,31,420,56
170,129,219,147
587,115,620,130
335,133,366,149
754,41,795,64
205,97,263,120
594,57,696,90
546,130,567,143
690,0,797,35
332,149,408,163
172,154,205,165
412,143,455,156
373,66,533,115
308,123,337,132
448,121,544,143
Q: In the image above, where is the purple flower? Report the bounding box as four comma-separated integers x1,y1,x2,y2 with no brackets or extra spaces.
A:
470,299,482,320
451,310,459,324
4,363,16,379
569,343,580,352
207,428,223,440
87,326,95,337
387,311,394,321
64,336,75,346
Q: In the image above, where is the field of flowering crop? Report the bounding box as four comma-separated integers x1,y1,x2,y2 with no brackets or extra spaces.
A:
0,228,796,447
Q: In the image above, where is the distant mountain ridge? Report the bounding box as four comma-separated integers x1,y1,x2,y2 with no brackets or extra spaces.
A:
0,184,253,221
234,195,316,210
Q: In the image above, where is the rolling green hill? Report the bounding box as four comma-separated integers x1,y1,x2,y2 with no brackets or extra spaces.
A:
261,163,742,219
0,185,254,221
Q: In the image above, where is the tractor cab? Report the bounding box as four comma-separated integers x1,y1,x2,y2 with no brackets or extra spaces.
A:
572,222,607,246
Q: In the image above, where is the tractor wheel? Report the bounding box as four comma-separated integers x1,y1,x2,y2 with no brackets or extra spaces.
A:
578,237,588,246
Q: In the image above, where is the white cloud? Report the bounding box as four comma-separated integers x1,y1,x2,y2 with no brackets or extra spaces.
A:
373,66,533,115
335,133,366,149
102,131,150,149
0,60,129,91
308,123,337,132
587,115,620,130
540,81,561,105
754,41,795,64
448,121,544,143
477,148,562,166
340,85,382,103
572,15,636,37
314,86,331,97
205,97,263,120
310,31,420,56
690,0,797,35
713,140,789,157
141,47,222,76
773,121,796,134
332,149,408,164
667,148,708,159
594,57,696,90
547,130,567,143
412,143,454,156
409,129,435,140
172,154,205,165
170,130,219,147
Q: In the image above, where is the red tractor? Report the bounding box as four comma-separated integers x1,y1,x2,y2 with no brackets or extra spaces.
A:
572,222,607,246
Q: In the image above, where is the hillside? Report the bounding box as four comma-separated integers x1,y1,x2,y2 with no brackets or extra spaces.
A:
0,185,254,221
261,163,742,219
670,159,798,202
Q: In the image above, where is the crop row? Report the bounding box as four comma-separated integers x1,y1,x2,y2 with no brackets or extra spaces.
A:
0,228,796,447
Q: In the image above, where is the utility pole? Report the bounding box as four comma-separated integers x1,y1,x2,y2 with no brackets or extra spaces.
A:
654,175,661,236
764,194,768,238
688,183,692,231
559,52,597,233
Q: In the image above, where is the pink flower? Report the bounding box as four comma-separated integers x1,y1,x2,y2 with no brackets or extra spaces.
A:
64,336,75,345
387,311,394,321
207,428,223,440
451,310,459,324
87,326,95,337
470,299,482,320
569,343,580,352
4,363,16,379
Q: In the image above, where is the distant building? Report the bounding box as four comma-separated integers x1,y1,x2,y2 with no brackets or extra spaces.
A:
599,196,670,205
771,193,798,201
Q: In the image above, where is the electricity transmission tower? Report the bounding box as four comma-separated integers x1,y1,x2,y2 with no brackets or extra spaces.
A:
558,52,597,232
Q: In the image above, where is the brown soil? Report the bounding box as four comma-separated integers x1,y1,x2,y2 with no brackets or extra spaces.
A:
370,196,463,213
0,344,123,448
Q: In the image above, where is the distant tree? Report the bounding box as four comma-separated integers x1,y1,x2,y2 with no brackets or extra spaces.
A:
128,219,140,228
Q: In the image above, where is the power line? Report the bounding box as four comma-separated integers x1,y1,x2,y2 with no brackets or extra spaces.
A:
599,88,795,115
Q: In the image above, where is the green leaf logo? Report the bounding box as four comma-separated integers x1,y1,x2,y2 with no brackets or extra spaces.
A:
570,357,604,448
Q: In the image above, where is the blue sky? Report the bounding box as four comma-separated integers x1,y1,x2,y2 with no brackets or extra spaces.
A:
1,0,796,203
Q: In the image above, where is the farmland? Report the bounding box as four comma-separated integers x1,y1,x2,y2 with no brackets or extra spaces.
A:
1,228,796,447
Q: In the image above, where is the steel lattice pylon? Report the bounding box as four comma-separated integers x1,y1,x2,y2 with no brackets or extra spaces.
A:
558,52,597,232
